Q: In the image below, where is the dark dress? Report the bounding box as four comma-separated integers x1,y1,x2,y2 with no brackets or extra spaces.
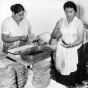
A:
50,44,88,87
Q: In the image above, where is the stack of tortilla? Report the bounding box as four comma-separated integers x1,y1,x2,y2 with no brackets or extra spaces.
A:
8,62,26,88
0,66,16,88
32,59,51,88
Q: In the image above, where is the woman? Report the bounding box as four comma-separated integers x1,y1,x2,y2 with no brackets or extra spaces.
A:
50,1,88,88
1,4,36,53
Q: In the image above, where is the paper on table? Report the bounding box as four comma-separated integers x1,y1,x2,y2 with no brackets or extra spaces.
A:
8,45,33,54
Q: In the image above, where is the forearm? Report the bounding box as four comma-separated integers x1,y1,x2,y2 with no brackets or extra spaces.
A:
69,38,83,48
72,39,83,47
71,20,84,47
62,39,83,48
2,36,22,43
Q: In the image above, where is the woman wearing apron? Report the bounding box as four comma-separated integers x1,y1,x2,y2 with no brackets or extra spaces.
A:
50,1,88,88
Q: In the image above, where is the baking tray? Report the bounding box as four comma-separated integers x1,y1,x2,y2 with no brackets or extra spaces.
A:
19,45,52,64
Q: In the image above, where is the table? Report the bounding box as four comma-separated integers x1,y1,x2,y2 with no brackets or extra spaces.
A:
0,45,61,88
5,44,57,67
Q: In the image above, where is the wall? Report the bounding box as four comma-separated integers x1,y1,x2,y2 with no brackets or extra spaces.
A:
79,0,88,24
0,0,79,53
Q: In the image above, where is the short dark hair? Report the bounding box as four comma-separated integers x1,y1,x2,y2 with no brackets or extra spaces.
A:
10,4,25,14
63,1,77,12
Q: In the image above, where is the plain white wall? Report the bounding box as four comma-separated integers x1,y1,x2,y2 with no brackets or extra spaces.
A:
0,0,80,53
79,0,88,24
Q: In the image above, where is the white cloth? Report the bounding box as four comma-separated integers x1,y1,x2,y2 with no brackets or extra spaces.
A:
55,17,83,75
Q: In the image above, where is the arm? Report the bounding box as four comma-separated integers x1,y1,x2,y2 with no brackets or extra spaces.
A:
27,28,37,43
69,21,84,47
2,34,22,43
49,20,62,44
51,21,61,39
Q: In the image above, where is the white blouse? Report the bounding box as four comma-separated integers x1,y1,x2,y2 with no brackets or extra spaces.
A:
1,17,30,52
1,16,30,37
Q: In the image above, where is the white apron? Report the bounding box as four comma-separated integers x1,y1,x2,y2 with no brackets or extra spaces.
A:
55,17,82,75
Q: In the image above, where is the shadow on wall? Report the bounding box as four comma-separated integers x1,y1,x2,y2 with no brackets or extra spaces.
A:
79,4,86,24
79,4,88,29
76,4,80,19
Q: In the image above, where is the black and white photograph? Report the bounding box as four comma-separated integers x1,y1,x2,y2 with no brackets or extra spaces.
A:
0,0,88,88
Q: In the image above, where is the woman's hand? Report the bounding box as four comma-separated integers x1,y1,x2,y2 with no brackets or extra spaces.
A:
21,36,28,41
61,43,73,48
61,44,68,48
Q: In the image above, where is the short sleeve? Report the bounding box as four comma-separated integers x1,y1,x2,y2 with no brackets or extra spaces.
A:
1,21,10,35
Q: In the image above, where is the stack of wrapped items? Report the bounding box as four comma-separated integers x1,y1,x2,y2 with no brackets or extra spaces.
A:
0,66,16,88
32,59,51,88
8,62,26,88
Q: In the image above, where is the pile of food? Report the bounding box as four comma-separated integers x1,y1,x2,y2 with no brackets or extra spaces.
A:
0,66,16,88
8,63,27,88
32,59,51,88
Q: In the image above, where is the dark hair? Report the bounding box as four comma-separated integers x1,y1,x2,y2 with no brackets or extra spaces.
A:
10,4,25,14
63,1,77,12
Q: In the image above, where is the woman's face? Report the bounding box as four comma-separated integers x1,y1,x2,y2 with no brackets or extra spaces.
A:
13,10,24,22
64,7,76,21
